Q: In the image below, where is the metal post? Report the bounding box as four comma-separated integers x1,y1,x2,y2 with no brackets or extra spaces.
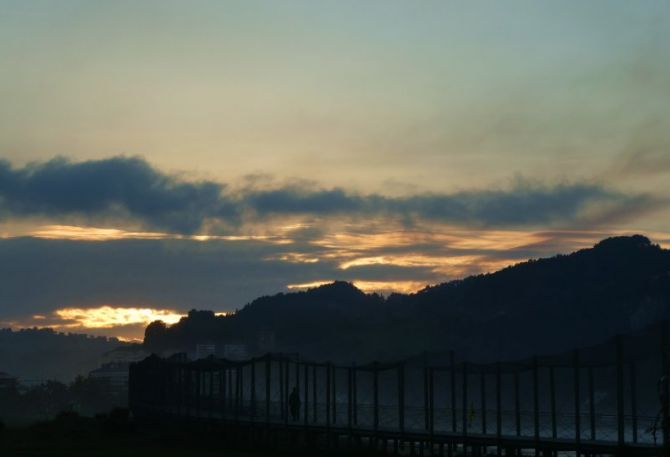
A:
550,366,557,439
332,365,337,424
533,357,539,445
196,368,201,418
353,364,358,426
430,367,435,438
589,366,595,441
451,351,457,433
312,365,317,423
496,362,502,453
424,366,430,430
348,366,353,430
295,358,300,422
177,366,183,417
463,361,468,437
265,356,271,424
284,358,289,426
239,365,244,417
574,349,581,452
251,361,256,421
295,357,300,393
304,362,309,427
514,371,520,437
209,370,214,419
183,366,188,418
221,366,227,418
235,366,241,424
326,363,331,428
481,372,487,435
374,362,380,432
187,367,193,416
616,335,625,447
662,321,669,449
630,360,637,443
228,367,233,409
399,363,405,433
279,359,284,421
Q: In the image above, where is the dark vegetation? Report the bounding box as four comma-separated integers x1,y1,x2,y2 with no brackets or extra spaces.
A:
0,328,125,382
144,235,670,362
0,376,126,425
0,412,357,457
0,412,258,457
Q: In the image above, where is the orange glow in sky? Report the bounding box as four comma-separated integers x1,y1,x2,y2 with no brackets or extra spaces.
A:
287,280,427,294
54,306,184,328
2,222,669,340
29,225,170,241
1,0,669,345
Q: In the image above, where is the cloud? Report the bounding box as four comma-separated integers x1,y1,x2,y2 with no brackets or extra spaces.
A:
244,181,652,228
614,144,670,178
388,184,630,227
0,232,483,323
0,156,237,233
2,228,669,339
0,156,656,233
54,306,184,328
0,306,186,341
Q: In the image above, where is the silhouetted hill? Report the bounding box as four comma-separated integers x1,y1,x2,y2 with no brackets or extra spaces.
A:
390,234,670,360
0,328,125,382
144,235,670,362
144,282,386,360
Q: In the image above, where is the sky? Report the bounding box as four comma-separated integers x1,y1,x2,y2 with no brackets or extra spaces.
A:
0,1,669,340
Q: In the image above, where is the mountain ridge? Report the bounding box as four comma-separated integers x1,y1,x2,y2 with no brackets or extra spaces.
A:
144,235,670,363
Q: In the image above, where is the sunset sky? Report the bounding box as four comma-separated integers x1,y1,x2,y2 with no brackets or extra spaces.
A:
1,1,669,340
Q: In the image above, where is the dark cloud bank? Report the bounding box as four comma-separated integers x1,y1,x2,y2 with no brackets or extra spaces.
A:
0,156,653,233
0,236,438,320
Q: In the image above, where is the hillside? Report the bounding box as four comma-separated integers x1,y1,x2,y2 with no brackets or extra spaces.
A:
144,235,670,362
0,328,126,382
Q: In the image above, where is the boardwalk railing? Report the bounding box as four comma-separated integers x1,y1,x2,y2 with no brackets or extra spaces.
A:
129,320,670,456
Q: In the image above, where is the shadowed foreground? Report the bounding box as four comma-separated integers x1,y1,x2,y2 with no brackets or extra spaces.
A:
0,413,268,457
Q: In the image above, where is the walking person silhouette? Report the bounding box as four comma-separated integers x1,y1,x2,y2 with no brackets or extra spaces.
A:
289,386,301,421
